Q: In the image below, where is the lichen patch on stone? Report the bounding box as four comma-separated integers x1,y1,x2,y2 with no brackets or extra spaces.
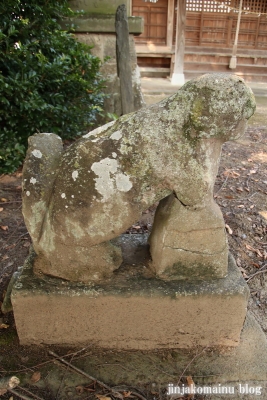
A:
61,193,66,199
26,191,30,196
116,173,133,192
110,130,122,141
83,120,116,139
30,177,37,185
91,157,132,202
32,149,42,158
72,171,79,181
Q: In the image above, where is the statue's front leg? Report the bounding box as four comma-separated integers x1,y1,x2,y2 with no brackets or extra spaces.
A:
149,193,228,280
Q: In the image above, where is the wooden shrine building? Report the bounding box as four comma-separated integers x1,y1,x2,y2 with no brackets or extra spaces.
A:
131,0,267,82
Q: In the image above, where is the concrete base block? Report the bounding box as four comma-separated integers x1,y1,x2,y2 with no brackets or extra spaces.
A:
12,235,249,348
89,313,267,386
28,313,267,397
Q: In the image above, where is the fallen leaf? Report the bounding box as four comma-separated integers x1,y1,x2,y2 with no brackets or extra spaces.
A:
259,211,267,221
23,241,31,247
236,257,242,267
245,244,263,258
225,224,233,235
85,387,95,393
248,158,253,162
123,391,132,398
237,205,245,208
0,323,9,329
15,186,22,190
223,169,240,178
2,255,9,261
112,392,124,400
95,395,111,400
0,389,7,396
236,187,244,192
251,262,260,268
76,385,84,394
186,376,195,399
5,243,16,250
0,225,8,231
249,169,257,174
30,371,41,383
0,198,8,202
0,207,3,212
76,385,95,394
5,261,14,268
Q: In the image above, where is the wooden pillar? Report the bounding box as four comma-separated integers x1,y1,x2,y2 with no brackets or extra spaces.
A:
171,0,186,85
167,0,175,47
229,0,243,69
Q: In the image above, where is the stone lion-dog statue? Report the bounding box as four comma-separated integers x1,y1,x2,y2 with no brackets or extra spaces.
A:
22,73,256,283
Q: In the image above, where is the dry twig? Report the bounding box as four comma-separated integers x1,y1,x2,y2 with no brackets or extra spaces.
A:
214,175,229,197
0,348,89,373
49,351,113,392
112,386,147,400
8,388,36,400
176,347,208,386
16,385,45,400
49,351,148,400
0,200,22,204
246,268,267,282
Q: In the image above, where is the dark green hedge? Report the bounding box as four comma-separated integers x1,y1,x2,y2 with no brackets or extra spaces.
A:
0,0,106,173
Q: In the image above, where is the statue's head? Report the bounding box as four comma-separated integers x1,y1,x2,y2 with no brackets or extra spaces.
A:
180,73,256,142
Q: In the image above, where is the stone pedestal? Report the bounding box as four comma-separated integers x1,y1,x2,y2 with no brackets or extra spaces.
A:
12,235,248,348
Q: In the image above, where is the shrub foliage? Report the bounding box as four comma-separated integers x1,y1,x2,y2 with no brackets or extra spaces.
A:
0,0,106,173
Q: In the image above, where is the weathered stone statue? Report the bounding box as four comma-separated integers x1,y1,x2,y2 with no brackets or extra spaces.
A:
22,73,256,283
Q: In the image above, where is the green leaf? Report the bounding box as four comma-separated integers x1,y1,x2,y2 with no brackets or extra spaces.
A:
0,0,107,174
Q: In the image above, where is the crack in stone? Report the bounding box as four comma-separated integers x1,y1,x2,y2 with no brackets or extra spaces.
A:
164,245,228,256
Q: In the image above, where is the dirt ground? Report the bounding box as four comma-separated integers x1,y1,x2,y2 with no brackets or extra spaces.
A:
0,94,266,399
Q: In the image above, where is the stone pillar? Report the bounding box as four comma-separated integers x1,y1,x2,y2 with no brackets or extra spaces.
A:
115,4,135,114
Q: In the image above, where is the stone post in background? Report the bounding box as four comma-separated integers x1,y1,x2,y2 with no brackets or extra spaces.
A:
66,0,144,118
115,4,135,114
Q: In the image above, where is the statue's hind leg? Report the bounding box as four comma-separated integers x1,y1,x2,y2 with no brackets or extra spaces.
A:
33,239,123,282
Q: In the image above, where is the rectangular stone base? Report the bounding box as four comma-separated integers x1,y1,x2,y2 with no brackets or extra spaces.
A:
12,236,249,348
